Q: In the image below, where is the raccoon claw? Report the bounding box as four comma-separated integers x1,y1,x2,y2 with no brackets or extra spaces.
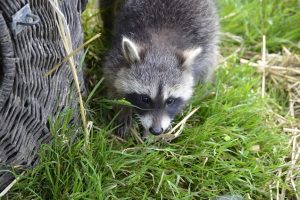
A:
115,123,130,138
114,107,132,138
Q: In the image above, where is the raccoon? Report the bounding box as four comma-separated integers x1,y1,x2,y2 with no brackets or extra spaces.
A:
102,0,219,137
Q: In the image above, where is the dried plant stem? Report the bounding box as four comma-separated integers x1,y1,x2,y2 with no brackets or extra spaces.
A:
45,33,101,77
0,179,17,197
243,36,300,198
0,172,24,198
261,35,267,98
49,0,90,148
130,128,144,144
155,107,200,142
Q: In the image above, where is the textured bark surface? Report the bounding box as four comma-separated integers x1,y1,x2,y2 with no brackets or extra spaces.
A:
0,0,87,192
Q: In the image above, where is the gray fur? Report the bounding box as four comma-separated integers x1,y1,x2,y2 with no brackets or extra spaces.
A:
102,0,219,137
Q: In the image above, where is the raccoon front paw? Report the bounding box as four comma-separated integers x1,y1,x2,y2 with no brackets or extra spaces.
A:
114,107,132,138
115,122,131,138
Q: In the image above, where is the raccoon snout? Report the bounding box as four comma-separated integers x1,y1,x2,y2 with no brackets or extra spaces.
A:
149,127,163,135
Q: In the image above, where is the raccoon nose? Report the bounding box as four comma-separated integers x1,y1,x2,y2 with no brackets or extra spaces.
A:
149,127,163,135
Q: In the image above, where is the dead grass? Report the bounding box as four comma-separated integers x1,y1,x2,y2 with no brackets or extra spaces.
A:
239,36,300,200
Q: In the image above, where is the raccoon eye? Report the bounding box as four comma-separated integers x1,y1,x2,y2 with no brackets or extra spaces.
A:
141,95,151,104
166,98,175,105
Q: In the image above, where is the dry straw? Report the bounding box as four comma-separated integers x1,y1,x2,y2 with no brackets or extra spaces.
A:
45,33,101,77
240,36,300,200
49,0,91,148
156,107,200,142
0,172,24,198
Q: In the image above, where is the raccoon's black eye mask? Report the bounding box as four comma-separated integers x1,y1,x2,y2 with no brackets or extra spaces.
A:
125,93,184,117
125,93,152,111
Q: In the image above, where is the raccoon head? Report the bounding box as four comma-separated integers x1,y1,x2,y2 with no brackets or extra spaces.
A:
114,36,202,136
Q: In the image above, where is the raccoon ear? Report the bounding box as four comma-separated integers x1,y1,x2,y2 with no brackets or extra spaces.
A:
122,37,141,63
177,47,202,70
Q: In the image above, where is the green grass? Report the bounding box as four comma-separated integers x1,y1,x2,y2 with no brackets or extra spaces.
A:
219,0,300,53
5,62,291,199
4,0,300,199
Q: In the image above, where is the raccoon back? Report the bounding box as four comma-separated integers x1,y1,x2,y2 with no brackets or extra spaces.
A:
114,0,219,49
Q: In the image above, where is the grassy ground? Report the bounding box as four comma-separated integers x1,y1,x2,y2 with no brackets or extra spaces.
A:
4,0,300,199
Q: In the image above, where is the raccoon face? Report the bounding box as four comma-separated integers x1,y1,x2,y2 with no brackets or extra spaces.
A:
125,93,185,135
114,37,202,135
